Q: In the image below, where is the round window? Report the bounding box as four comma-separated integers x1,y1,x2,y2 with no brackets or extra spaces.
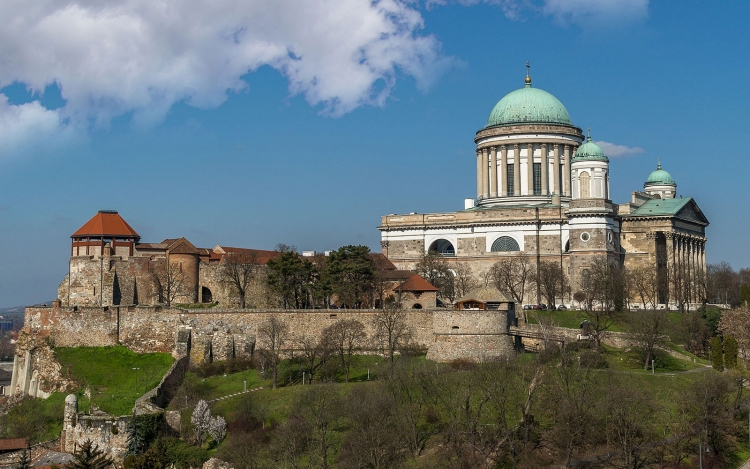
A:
580,232,591,242
607,231,613,243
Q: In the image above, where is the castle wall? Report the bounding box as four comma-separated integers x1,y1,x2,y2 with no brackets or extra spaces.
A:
427,310,514,362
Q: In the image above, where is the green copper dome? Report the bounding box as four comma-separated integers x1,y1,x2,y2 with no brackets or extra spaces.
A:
485,78,571,128
573,131,609,162
645,160,675,185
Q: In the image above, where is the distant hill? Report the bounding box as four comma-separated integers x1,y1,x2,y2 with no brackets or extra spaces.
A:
0,301,56,316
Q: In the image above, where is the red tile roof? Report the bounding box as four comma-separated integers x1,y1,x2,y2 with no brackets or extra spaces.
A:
214,246,281,265
71,211,140,239
0,438,27,451
397,274,438,292
370,253,397,271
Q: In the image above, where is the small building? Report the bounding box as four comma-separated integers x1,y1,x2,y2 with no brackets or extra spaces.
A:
455,286,513,311
396,274,439,309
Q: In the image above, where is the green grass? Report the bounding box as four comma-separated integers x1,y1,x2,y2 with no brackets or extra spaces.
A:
55,345,174,416
527,309,629,332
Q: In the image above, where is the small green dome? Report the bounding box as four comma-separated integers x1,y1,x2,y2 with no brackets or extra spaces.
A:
573,131,609,162
485,78,571,128
645,160,675,185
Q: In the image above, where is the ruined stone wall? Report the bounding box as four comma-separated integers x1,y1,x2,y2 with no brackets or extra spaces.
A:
14,302,522,398
199,263,275,308
59,256,163,307
62,413,129,460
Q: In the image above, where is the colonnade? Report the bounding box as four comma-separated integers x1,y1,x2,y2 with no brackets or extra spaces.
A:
476,143,573,201
664,231,707,304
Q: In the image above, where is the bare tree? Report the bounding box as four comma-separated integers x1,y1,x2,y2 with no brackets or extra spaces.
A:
258,315,288,389
322,319,366,382
452,262,479,299
536,260,568,309
415,250,455,302
154,259,188,306
719,307,750,368
295,384,344,469
627,309,669,369
372,306,412,374
220,251,260,308
628,264,659,310
489,254,534,306
297,334,331,385
585,258,627,351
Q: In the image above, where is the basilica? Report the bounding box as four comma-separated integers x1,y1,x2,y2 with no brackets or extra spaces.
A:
379,68,709,309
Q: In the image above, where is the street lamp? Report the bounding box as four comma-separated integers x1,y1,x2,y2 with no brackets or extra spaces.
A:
699,441,709,469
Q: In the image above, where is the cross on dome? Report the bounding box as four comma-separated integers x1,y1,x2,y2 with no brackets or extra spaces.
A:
525,61,531,85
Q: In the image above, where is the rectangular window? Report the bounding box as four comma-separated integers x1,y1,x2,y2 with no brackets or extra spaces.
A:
559,164,564,194
533,163,542,195
506,164,514,195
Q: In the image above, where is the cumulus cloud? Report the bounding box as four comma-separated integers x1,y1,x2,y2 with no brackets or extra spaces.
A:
0,0,452,154
0,95,81,156
596,140,644,158
427,0,649,25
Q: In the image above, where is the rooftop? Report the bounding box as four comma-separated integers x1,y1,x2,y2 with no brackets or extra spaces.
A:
71,210,140,240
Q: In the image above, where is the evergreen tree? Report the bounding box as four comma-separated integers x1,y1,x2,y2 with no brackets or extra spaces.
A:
724,335,738,369
711,336,724,372
326,245,374,308
69,440,114,469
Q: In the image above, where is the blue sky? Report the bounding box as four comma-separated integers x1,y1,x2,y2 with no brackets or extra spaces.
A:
0,0,747,307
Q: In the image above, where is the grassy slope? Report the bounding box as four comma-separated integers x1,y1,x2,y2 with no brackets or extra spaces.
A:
55,345,174,416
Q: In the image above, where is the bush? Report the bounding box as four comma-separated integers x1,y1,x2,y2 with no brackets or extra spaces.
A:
162,437,211,468
578,350,608,369
193,358,254,378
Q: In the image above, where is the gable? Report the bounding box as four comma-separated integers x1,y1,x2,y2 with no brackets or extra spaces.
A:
675,200,709,225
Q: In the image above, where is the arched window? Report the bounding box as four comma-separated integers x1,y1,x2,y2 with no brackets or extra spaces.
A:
580,171,590,198
491,236,520,252
564,240,570,253
429,239,455,256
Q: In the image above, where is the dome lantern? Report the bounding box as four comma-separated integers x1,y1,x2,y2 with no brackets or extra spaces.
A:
644,159,676,199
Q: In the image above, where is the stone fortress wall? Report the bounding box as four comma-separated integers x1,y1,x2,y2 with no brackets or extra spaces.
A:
11,300,516,398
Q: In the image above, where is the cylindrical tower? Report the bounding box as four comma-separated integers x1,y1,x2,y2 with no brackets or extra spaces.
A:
168,253,199,304
571,130,610,200
474,68,583,207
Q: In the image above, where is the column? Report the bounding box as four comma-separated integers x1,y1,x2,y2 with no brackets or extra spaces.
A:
481,147,489,199
476,150,481,199
489,146,497,198
513,144,521,196
500,145,508,197
540,143,548,196
665,232,674,303
563,145,571,197
526,143,534,196
553,144,560,195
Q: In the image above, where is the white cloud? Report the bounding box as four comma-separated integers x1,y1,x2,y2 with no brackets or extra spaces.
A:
542,0,649,26
0,94,81,156
428,0,649,25
596,140,644,158
0,0,452,154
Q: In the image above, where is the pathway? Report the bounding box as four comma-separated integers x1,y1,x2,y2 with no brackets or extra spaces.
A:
207,386,264,403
